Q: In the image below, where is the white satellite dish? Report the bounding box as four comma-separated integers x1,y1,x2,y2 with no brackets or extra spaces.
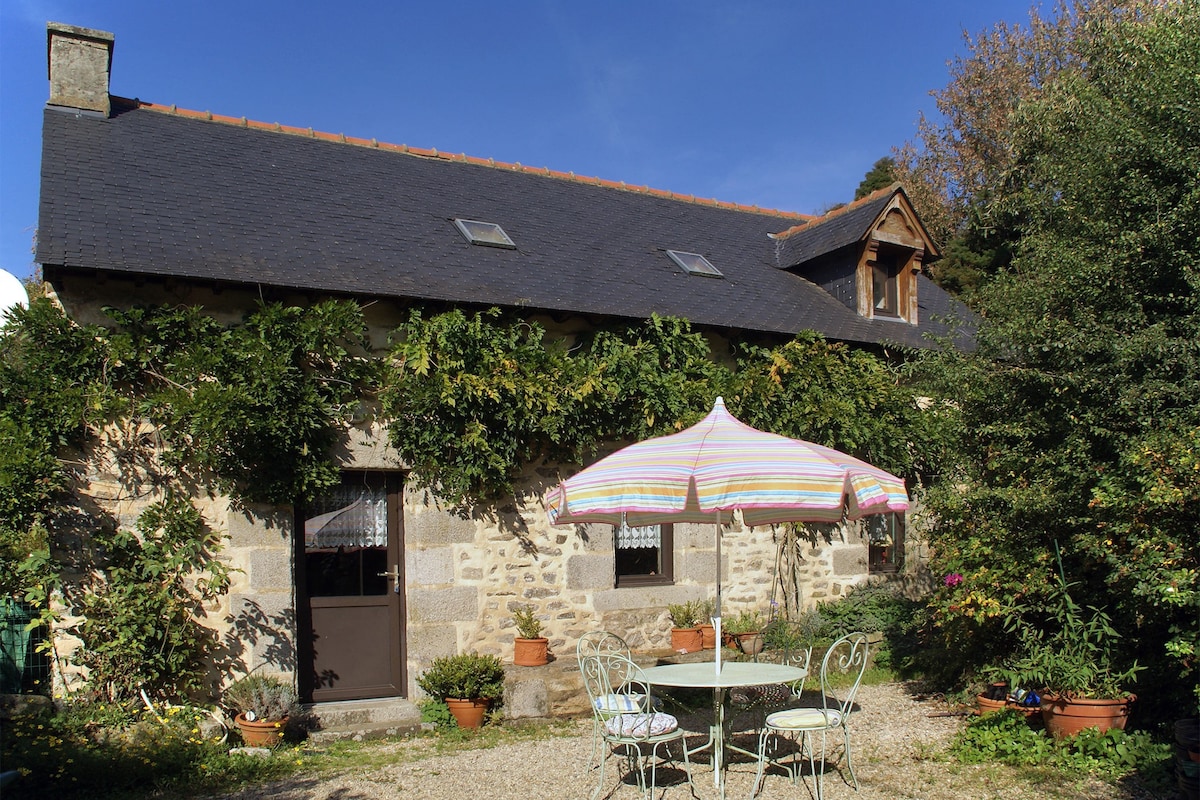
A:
0,269,30,322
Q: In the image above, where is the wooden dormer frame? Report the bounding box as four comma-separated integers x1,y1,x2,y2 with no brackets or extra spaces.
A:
856,193,938,324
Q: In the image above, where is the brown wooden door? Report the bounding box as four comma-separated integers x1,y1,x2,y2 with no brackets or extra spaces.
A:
297,472,405,702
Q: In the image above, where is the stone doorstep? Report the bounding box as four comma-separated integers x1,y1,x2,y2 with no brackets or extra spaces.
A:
305,697,423,743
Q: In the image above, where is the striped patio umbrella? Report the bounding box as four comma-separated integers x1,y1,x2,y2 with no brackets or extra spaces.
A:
546,397,908,670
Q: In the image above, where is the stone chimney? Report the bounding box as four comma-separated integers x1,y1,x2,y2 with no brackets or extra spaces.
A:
47,22,115,116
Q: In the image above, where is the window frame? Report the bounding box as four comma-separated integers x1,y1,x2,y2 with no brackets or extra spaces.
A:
872,259,900,317
453,218,517,249
614,523,675,588
867,513,905,575
665,249,724,278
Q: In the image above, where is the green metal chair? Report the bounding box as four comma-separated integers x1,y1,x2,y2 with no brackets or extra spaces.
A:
749,632,869,800
579,647,696,800
728,640,813,739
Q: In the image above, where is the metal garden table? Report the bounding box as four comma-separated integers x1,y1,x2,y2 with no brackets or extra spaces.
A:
640,660,807,799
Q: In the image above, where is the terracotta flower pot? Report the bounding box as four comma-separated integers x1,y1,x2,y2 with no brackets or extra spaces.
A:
235,713,287,746
975,693,1042,724
513,637,549,666
975,693,1008,715
671,627,703,653
1041,694,1135,738
698,623,716,650
735,632,765,656
445,697,489,729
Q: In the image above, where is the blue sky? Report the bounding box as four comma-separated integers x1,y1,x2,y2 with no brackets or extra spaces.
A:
1,1,1040,281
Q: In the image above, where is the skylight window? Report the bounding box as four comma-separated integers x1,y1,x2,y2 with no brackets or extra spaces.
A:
666,250,723,278
453,218,516,249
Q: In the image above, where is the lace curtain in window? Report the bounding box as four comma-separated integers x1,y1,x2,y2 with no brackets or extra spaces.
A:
616,522,661,549
303,484,388,549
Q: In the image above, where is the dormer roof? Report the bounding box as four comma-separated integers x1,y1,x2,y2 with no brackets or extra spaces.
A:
771,184,939,270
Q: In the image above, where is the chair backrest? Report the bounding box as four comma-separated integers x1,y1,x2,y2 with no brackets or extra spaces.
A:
817,632,870,720
782,644,814,696
576,630,631,662
579,650,661,735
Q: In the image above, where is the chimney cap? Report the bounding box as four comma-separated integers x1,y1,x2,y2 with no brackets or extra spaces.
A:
46,22,115,79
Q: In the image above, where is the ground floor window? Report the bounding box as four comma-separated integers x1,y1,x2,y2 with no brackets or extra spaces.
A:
614,522,673,587
867,513,904,574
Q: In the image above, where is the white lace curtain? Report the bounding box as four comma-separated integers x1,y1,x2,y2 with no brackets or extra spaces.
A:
303,484,388,549
616,521,661,549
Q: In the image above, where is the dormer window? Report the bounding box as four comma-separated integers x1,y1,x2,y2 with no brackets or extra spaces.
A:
453,218,516,249
872,250,902,317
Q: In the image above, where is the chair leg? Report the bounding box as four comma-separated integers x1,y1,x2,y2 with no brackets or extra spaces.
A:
817,730,834,800
842,725,859,791
749,727,770,798
591,743,608,800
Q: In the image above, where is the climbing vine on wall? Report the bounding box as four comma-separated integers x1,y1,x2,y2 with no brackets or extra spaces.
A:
1,296,937,699
0,298,373,700
382,309,936,505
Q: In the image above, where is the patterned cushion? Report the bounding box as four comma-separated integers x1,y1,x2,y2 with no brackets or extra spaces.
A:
604,712,679,738
730,683,793,708
765,707,843,730
593,693,662,713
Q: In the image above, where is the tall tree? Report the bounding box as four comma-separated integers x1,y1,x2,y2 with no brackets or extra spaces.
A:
917,0,1200,713
854,157,896,200
894,0,1157,295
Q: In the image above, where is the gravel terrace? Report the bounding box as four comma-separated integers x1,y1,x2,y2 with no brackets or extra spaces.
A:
214,682,1162,800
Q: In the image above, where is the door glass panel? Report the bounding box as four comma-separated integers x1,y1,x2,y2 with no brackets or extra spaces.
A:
303,482,389,597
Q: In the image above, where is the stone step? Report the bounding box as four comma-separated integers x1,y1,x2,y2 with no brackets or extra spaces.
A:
305,697,423,743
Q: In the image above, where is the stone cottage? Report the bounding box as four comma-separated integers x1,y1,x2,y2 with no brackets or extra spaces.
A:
33,23,967,721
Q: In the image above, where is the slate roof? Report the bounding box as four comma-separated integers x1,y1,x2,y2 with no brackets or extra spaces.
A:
36,99,971,350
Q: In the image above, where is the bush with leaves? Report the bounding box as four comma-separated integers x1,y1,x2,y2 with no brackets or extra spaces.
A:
913,0,1200,715
1,299,375,702
65,492,232,702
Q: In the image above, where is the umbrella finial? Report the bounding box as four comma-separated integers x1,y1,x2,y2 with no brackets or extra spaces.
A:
714,396,725,408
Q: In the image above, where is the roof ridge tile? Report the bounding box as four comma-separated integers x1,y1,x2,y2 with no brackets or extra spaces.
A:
130,96,813,222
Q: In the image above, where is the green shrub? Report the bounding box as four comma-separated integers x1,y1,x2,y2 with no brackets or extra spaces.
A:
812,582,921,668
512,604,543,639
416,652,505,701
723,609,766,635
221,673,298,721
666,601,699,628
0,699,299,799
951,709,1172,784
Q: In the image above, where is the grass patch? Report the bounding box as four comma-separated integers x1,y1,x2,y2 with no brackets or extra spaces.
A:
1,702,579,800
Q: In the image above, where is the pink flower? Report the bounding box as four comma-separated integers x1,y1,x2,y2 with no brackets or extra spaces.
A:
944,573,964,587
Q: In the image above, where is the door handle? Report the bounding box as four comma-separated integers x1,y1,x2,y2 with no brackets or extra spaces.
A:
377,564,401,593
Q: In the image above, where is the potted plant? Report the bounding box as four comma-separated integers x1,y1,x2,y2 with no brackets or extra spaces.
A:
512,604,549,666
1000,575,1142,738
724,609,767,655
221,672,298,746
667,601,702,653
416,652,506,729
696,599,716,649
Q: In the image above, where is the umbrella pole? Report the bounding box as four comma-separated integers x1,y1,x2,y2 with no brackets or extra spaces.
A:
714,521,721,675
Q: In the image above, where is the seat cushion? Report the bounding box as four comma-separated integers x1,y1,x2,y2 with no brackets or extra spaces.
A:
604,711,679,738
765,707,843,730
730,683,793,708
593,693,662,713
